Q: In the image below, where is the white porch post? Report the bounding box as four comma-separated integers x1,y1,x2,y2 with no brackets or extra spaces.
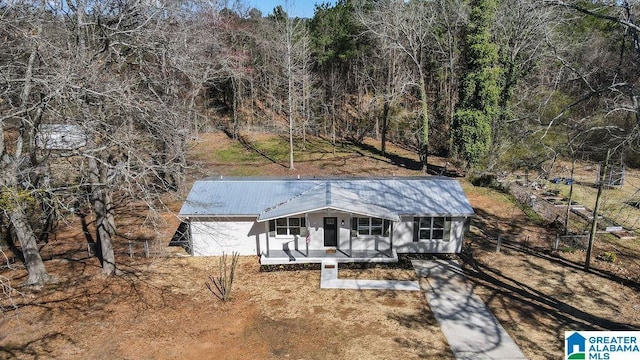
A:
265,222,270,258
336,214,340,251
349,213,353,257
305,213,310,257
389,221,394,257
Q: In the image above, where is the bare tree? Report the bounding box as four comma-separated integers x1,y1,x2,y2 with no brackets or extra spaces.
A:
489,0,560,170
0,0,56,286
356,0,435,171
267,5,311,169
543,0,640,151
46,0,211,275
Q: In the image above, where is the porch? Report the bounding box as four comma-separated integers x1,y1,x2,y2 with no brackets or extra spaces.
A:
260,248,399,265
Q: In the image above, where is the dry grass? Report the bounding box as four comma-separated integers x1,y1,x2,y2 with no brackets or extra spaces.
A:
464,185,640,359
0,255,453,359
545,160,640,232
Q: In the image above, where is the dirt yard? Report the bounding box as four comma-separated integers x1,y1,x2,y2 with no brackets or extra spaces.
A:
1,251,454,359
1,132,639,359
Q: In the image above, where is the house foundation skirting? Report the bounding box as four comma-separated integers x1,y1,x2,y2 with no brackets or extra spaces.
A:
260,249,398,265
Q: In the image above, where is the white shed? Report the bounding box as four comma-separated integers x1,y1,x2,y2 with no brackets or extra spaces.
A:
36,124,86,150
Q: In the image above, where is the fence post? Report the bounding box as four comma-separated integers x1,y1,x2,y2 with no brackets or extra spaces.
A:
554,234,560,252
129,241,133,258
496,236,501,253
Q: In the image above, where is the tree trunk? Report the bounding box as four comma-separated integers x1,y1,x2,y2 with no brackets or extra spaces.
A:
381,98,390,155
287,44,295,170
232,77,239,141
1,138,52,287
585,150,610,271
87,129,117,276
0,0,52,286
564,158,576,235
9,206,52,286
490,60,516,170
418,74,429,172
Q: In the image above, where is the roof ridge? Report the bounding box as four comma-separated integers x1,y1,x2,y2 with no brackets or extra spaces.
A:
326,182,331,205
197,176,454,182
260,182,327,216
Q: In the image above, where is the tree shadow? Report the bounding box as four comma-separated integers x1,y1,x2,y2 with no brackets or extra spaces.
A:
0,332,74,359
348,140,423,171
413,260,530,358
472,204,640,291
222,129,287,168
461,250,639,331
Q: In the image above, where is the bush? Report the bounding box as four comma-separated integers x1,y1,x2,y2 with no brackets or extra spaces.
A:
470,173,498,188
205,252,240,301
597,251,617,263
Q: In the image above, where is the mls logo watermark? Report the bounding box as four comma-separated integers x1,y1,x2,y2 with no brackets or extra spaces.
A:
565,331,640,360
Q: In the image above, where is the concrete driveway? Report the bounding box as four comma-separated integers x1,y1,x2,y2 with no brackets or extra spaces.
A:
412,259,527,360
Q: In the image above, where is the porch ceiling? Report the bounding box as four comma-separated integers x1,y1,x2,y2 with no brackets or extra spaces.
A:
257,182,400,222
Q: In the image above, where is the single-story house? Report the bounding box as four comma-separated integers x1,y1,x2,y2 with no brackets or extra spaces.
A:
178,176,474,264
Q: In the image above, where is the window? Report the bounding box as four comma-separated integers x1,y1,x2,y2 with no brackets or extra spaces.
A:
269,217,306,236
414,217,451,241
352,217,390,236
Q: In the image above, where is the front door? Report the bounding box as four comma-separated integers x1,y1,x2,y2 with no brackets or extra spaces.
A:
323,217,338,247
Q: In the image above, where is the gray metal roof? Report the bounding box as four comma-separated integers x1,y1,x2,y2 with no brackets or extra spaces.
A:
179,177,475,219
257,183,401,222
36,124,87,150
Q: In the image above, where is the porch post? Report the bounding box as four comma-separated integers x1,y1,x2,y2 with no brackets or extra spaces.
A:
336,215,340,251
349,213,353,257
265,222,270,258
389,221,394,257
305,213,310,257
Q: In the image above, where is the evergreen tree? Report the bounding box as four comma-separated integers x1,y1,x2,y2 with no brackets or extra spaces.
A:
452,0,501,168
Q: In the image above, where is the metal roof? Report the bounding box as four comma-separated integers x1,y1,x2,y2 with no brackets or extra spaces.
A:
36,124,87,150
179,177,474,219
257,183,401,222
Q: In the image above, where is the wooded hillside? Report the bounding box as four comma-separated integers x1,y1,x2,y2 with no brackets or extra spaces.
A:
1,0,639,285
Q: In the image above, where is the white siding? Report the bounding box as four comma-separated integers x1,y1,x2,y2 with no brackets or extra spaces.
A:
393,216,468,253
342,236,391,251
302,212,351,250
190,217,264,256
188,214,469,256
267,212,392,252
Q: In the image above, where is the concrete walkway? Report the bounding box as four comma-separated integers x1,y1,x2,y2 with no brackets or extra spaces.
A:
412,259,527,360
320,260,421,291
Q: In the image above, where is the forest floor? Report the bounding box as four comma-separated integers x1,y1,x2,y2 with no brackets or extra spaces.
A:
1,131,639,359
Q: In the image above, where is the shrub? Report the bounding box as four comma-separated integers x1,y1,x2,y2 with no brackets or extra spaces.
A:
205,252,240,301
597,251,617,263
470,173,498,188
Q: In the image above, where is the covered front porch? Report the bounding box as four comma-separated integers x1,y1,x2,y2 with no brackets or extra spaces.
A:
258,182,401,265
260,248,398,265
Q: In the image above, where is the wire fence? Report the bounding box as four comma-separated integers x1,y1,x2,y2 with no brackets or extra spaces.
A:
86,240,164,258
491,233,589,254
